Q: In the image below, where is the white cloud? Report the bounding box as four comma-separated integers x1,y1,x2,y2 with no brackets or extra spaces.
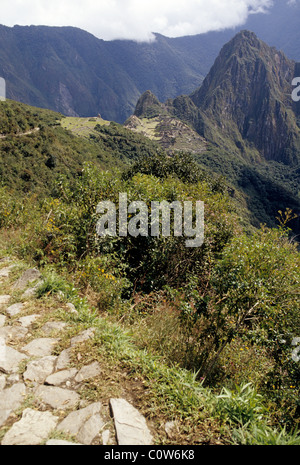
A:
0,0,275,42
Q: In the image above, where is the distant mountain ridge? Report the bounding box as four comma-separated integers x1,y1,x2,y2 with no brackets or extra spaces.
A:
129,30,300,234
189,30,300,165
133,30,300,164
0,0,300,122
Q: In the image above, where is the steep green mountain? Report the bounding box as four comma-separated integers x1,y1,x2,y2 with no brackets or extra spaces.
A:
128,31,300,234
189,30,300,165
1,1,300,123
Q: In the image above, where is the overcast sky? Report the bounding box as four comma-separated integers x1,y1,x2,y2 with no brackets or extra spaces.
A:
0,0,294,42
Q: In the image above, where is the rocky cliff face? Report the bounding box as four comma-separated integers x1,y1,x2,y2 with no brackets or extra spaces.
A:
189,31,299,165
134,90,166,118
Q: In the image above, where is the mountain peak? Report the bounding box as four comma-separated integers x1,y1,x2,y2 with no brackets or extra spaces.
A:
134,90,165,118
231,29,261,46
189,30,298,164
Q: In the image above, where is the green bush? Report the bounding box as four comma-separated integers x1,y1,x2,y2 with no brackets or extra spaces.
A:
216,382,265,427
232,423,300,445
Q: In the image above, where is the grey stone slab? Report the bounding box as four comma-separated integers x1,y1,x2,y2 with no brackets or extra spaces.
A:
13,268,42,290
110,398,153,445
22,338,58,357
0,345,28,374
0,315,6,327
57,402,104,445
0,265,14,278
21,281,43,298
35,385,80,410
1,408,59,445
41,321,67,335
0,325,28,342
6,303,24,317
23,356,57,384
0,373,6,390
74,361,101,383
56,348,71,370
76,411,105,445
70,328,95,346
0,383,27,428
17,314,40,328
45,368,78,386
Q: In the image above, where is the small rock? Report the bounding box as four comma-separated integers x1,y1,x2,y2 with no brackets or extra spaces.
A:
0,266,14,279
35,385,80,410
66,303,78,315
45,368,78,386
0,336,5,362
23,356,57,384
13,268,42,290
57,402,104,446
0,295,11,306
56,348,71,370
17,314,40,328
0,325,28,342
41,321,67,335
74,361,101,383
1,408,59,445
0,315,6,327
22,338,58,357
110,398,153,446
164,421,178,439
21,281,43,298
0,383,27,428
0,345,28,374
70,328,95,346
0,374,6,390
77,412,105,445
6,303,24,317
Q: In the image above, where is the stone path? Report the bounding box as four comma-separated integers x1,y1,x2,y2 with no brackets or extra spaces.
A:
0,259,154,446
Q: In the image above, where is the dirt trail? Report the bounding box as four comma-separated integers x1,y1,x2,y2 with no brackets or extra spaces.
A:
0,127,40,139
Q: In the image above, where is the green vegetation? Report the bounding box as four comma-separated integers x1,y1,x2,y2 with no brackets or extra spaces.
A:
0,101,162,194
1,99,300,445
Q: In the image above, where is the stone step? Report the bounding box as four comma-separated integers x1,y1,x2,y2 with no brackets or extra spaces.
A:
110,398,153,445
0,264,157,446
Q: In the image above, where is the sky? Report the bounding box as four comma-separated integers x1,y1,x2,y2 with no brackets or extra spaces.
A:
0,0,295,42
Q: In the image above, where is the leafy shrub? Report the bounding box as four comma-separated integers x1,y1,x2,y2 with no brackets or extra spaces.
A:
216,382,265,427
232,423,300,445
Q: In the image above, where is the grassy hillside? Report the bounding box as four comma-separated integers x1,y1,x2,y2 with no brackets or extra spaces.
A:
0,100,165,194
1,99,300,445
